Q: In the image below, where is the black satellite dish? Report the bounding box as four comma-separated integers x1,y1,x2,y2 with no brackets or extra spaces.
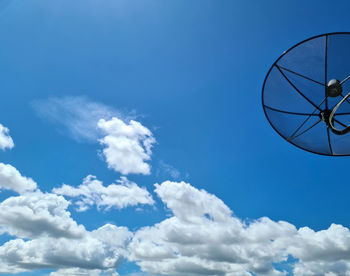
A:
262,32,350,156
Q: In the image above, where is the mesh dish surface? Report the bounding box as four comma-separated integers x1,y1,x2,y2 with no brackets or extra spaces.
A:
262,32,350,156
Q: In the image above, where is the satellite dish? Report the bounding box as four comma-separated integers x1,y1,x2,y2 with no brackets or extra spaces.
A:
262,32,350,156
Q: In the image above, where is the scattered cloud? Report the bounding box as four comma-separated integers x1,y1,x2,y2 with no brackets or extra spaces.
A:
32,96,119,143
98,117,155,175
2,109,350,275
1,178,350,275
53,175,154,212
0,123,14,150
0,191,85,239
0,163,37,193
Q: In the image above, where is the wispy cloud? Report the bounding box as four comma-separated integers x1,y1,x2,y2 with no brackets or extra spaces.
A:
32,96,125,143
157,160,181,180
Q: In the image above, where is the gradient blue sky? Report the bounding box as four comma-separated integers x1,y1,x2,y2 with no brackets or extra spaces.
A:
1,1,350,275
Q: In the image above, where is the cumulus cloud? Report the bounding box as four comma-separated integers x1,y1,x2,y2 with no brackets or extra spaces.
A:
130,181,291,275
155,180,232,223
0,168,131,274
32,96,120,142
0,223,131,274
53,175,154,212
98,117,155,175
0,123,14,150
1,179,350,275
0,163,37,193
129,181,350,276
290,224,350,275
0,191,85,239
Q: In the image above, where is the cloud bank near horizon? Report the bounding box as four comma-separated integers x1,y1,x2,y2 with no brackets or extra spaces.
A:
1,174,350,275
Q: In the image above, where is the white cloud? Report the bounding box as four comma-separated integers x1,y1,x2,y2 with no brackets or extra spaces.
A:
32,96,119,142
155,180,232,223
98,117,155,175
48,268,119,276
0,168,131,274
129,181,350,276
0,123,14,150
0,191,85,239
130,181,291,276
2,179,350,275
0,223,131,274
0,163,37,193
53,175,154,212
290,224,350,275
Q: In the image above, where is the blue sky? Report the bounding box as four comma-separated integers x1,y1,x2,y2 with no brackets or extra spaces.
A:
1,0,350,275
